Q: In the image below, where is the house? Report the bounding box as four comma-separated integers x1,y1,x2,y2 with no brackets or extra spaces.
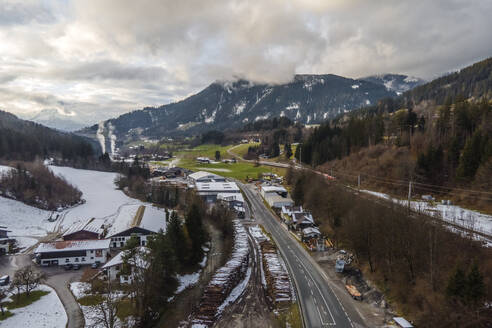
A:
102,247,149,284
281,206,303,222
301,227,321,242
62,220,103,241
107,205,168,249
188,171,226,184
34,239,110,266
195,181,240,203
0,226,13,254
291,212,315,230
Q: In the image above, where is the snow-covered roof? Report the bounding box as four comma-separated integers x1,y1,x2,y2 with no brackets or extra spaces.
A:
264,193,294,207
217,192,244,203
292,212,314,224
281,205,303,215
62,220,102,237
188,171,223,181
102,247,149,269
35,239,110,253
107,205,168,237
261,185,287,193
196,182,239,193
302,227,321,235
393,317,413,328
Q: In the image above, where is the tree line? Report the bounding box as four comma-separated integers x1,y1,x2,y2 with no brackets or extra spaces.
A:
0,162,82,210
289,170,491,327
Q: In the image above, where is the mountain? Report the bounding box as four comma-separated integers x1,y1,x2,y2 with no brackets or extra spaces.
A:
27,109,86,132
80,74,401,151
361,74,425,95
0,110,99,161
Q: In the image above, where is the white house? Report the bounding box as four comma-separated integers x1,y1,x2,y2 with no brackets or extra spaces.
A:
0,226,14,254
102,247,149,284
35,239,110,266
281,206,304,222
264,193,294,208
106,205,168,249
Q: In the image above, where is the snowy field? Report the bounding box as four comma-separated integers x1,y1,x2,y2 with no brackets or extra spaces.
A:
0,165,149,250
0,284,67,328
361,190,492,236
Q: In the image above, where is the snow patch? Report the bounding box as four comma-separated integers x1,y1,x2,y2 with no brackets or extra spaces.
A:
96,122,106,154
233,100,247,115
351,84,359,89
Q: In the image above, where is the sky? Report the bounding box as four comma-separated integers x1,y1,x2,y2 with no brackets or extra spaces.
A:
1,0,491,126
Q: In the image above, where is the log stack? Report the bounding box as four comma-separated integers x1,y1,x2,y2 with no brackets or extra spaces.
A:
192,220,250,326
260,240,292,309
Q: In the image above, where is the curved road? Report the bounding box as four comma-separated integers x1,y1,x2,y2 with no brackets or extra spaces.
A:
240,183,364,328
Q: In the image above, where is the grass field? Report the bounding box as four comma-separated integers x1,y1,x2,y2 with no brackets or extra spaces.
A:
228,142,260,158
178,158,285,181
176,144,235,160
6,290,50,310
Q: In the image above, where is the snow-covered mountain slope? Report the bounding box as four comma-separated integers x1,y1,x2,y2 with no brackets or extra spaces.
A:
79,74,398,149
361,74,425,95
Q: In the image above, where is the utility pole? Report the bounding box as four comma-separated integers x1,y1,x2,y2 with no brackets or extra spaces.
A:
357,174,361,191
408,180,412,209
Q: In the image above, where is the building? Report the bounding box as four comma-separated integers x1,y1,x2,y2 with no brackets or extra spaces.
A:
102,247,149,284
34,239,110,266
62,220,103,241
264,193,294,208
0,226,13,254
188,171,226,183
217,193,245,218
281,206,304,222
259,185,288,198
291,212,315,230
195,181,240,203
393,317,413,328
301,227,321,242
106,205,168,249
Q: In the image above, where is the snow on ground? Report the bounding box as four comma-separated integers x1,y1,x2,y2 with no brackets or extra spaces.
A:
0,196,53,249
191,167,231,173
0,165,149,250
70,282,90,299
217,266,252,314
176,272,201,293
361,190,492,235
0,164,14,174
1,284,67,328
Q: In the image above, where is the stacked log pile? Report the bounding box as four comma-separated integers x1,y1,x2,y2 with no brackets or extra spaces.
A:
192,220,250,326
260,240,292,308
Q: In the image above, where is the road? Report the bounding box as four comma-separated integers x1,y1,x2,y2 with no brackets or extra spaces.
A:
240,183,364,328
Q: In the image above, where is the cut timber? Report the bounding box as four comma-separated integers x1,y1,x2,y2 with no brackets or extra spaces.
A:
191,220,250,326
260,240,292,309
132,205,145,227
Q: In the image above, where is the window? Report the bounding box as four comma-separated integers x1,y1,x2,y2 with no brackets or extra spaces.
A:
65,259,69,263
141,240,146,246
81,257,85,262
90,257,94,260
90,250,94,254
75,258,79,262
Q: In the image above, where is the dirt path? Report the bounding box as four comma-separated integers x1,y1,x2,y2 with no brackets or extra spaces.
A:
214,220,276,328
158,220,226,327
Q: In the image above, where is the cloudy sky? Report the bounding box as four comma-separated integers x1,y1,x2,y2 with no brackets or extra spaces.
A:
1,0,491,126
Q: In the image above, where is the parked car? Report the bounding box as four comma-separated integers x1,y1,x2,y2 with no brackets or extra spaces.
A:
0,275,10,286
64,264,73,270
91,262,99,269
73,264,81,270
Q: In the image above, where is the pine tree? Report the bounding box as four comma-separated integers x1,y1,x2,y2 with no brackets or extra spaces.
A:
466,263,485,305
285,143,293,159
446,267,466,300
185,202,206,265
167,211,189,269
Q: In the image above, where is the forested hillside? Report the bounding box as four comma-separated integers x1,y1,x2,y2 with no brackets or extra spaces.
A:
0,110,98,162
296,57,492,211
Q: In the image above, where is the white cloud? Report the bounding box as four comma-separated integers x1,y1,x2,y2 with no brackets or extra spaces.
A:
0,0,491,126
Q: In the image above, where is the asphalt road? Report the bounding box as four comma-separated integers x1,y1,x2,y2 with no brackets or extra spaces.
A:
240,183,360,328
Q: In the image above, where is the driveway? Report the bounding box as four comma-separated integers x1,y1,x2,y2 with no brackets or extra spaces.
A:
0,254,85,328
